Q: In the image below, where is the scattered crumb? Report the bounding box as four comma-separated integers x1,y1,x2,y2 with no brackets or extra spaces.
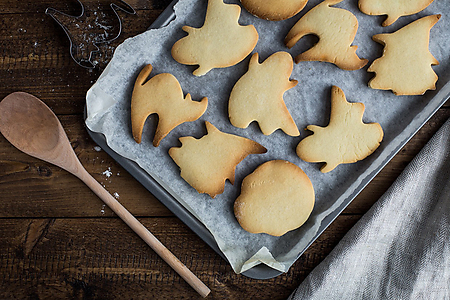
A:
100,204,106,214
102,167,112,178
113,192,120,199
94,146,102,152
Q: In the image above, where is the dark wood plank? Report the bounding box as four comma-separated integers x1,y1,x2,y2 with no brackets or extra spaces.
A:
0,215,360,299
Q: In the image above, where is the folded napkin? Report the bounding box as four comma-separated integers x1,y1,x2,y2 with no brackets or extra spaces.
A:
289,116,450,300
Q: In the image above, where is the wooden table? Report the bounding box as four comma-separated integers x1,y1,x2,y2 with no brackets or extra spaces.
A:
1,1,449,299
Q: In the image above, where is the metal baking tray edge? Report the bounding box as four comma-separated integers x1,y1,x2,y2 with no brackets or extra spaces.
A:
85,0,450,279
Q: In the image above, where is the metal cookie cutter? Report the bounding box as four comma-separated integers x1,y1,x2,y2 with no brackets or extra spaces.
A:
46,0,136,68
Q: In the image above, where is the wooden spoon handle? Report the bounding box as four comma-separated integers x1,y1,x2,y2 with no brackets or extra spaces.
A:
76,168,211,298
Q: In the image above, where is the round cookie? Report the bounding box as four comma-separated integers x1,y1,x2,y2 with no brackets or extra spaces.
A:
240,0,308,21
234,160,315,236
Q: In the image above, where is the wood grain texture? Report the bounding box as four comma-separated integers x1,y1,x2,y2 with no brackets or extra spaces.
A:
1,0,450,298
0,216,360,299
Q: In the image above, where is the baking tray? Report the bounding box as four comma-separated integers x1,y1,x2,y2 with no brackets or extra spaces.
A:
85,0,450,279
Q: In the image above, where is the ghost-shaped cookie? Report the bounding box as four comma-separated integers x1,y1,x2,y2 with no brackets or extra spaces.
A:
131,64,208,146
228,52,300,136
234,160,315,236
296,86,383,173
171,0,258,76
285,0,368,70
169,122,267,198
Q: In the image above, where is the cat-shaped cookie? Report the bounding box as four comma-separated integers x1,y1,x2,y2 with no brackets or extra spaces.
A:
131,64,208,146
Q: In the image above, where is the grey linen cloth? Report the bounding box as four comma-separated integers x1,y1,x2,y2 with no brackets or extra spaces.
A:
289,117,450,300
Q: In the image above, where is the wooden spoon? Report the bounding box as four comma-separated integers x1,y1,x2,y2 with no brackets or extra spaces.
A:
0,92,210,298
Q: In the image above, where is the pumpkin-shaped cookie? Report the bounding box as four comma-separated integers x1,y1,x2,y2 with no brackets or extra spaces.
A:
234,160,315,236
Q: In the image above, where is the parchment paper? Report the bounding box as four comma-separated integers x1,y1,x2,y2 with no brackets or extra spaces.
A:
85,0,450,274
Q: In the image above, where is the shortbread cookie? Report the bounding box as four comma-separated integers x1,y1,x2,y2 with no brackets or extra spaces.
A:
131,64,208,147
240,0,308,21
169,122,266,198
368,15,440,96
296,86,383,173
171,0,258,76
285,0,368,70
234,160,315,236
359,0,435,27
228,52,300,136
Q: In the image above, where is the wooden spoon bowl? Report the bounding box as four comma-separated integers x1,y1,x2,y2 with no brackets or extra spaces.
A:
0,92,61,158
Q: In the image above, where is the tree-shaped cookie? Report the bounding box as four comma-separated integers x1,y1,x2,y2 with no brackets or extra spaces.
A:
131,64,208,147
367,15,440,96
359,0,435,26
296,86,383,173
285,0,368,71
169,122,267,198
171,0,258,76
228,52,300,136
